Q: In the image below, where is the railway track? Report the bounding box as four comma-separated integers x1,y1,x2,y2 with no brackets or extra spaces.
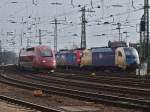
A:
21,72,150,98
4,69,150,98
56,68,150,79
0,95,62,112
51,72,150,89
11,67,150,89
3,68,150,98
1,72,150,111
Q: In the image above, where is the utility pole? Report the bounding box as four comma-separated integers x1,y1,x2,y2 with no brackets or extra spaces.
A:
27,29,31,48
117,23,121,41
123,31,128,43
39,29,42,45
80,6,95,49
51,18,64,53
140,15,146,60
0,29,4,73
51,18,59,53
144,0,149,60
35,18,38,41
54,18,57,53
20,17,23,47
27,37,30,48
81,6,86,49
138,0,149,75
140,0,149,63
50,2,63,53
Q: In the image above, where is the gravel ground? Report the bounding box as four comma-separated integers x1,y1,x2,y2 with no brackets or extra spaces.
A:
0,82,143,112
0,100,35,112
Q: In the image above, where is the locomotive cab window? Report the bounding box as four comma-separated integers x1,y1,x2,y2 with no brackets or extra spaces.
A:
124,48,138,58
26,47,34,51
41,50,52,57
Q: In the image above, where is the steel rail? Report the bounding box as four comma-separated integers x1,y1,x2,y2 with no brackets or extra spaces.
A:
1,74,150,110
0,95,63,112
56,68,150,79
22,73,150,97
51,72,150,88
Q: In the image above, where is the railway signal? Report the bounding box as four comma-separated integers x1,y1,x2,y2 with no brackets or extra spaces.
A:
137,0,149,75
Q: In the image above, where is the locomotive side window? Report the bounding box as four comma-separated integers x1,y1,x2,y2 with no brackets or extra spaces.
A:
118,51,122,57
41,50,52,57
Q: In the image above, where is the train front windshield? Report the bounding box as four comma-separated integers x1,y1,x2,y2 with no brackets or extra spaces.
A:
41,50,52,57
124,48,139,58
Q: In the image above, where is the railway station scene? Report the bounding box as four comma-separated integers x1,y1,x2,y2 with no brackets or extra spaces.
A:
0,0,150,112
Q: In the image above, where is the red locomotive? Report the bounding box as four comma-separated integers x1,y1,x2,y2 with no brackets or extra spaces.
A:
56,48,83,68
18,45,56,72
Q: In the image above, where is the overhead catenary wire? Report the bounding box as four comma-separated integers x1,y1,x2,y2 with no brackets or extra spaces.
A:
0,0,145,51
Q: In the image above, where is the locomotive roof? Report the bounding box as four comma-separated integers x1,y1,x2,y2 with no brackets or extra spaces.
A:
26,47,34,51
91,46,108,49
21,45,51,51
58,48,83,53
59,48,84,51
91,47,114,52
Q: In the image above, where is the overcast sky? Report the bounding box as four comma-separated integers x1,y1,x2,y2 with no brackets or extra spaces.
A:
0,0,145,52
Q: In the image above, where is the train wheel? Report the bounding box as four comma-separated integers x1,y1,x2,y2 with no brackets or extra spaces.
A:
50,70,54,73
18,65,24,71
33,67,39,73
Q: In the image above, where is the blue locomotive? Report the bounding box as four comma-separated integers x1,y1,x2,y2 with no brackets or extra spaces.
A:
80,47,139,70
56,47,140,70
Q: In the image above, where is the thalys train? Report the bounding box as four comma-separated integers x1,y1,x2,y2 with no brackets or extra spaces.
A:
18,45,56,72
56,47,140,70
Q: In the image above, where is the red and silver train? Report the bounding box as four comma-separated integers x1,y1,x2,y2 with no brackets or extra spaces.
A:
18,45,56,72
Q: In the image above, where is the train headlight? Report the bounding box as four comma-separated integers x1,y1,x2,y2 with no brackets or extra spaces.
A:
53,60,56,65
42,60,46,63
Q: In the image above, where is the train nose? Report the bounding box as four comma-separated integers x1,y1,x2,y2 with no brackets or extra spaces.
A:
126,58,138,68
131,61,138,66
126,58,137,64
52,60,56,66
42,60,46,63
41,59,56,69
